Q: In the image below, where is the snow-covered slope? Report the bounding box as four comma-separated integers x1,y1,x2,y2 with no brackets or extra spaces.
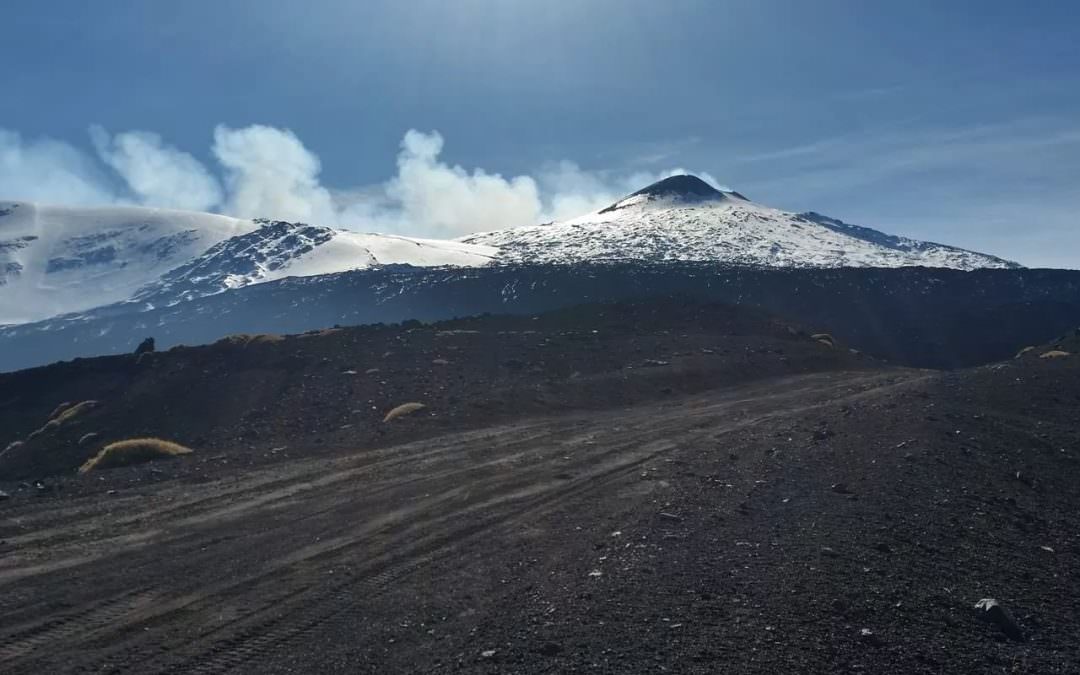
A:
0,202,496,324
130,219,497,307
460,176,1020,270
0,201,255,324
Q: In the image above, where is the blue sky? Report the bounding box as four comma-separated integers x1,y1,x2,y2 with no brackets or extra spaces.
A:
2,0,1079,266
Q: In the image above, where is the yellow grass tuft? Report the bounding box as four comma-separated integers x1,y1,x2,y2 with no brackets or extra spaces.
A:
1039,350,1070,359
51,400,98,425
383,402,426,423
49,402,73,419
79,438,193,473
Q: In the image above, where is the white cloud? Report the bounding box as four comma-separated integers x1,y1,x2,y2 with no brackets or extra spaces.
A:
381,129,543,236
0,128,116,207
0,124,720,237
91,126,222,211
212,124,338,225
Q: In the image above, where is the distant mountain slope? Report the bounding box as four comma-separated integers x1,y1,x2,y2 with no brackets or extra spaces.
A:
0,202,496,323
0,201,253,323
460,175,1020,270
129,219,496,308
2,262,1077,373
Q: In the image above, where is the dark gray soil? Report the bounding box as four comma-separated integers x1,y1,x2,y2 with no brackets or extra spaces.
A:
0,302,1078,673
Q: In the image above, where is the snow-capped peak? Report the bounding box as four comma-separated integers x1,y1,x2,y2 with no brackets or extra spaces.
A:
460,175,1020,271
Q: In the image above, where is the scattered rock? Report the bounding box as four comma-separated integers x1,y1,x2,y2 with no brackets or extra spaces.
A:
658,512,683,522
480,649,496,659
432,358,450,366
537,642,561,657
974,598,1025,641
0,490,9,501
830,482,853,494
134,337,156,355
642,359,671,367
859,628,885,647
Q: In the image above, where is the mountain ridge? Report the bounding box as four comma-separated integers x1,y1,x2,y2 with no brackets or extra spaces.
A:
2,175,1022,326
461,175,1021,270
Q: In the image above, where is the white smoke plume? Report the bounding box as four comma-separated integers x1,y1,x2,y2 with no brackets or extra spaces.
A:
0,125,720,237
90,126,223,212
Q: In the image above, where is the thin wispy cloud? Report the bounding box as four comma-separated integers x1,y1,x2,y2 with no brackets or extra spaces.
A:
729,117,1080,267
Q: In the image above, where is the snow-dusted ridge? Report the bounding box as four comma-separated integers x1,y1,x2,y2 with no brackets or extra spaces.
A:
130,219,497,307
460,175,1020,271
0,201,496,324
0,201,254,324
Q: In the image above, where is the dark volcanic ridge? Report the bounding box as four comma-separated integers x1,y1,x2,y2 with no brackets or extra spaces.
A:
2,263,1077,373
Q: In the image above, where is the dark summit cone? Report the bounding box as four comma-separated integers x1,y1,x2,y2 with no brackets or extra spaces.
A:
631,175,723,199
600,175,744,213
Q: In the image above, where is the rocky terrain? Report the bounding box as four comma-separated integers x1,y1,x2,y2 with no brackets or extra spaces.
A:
0,300,1077,673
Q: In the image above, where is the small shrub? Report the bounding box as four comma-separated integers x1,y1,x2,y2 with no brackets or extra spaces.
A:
383,402,426,423
79,438,193,473
1039,350,1070,359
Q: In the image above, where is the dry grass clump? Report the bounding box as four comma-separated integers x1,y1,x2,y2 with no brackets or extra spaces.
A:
217,333,285,347
1039,350,1070,359
811,333,836,348
51,400,98,425
49,402,73,419
299,328,342,339
1015,346,1036,359
383,402,426,423
79,438,193,473
249,333,285,345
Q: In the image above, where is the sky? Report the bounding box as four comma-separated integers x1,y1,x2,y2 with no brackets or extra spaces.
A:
1,0,1078,267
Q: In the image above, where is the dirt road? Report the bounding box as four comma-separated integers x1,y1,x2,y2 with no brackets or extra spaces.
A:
2,368,1078,673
